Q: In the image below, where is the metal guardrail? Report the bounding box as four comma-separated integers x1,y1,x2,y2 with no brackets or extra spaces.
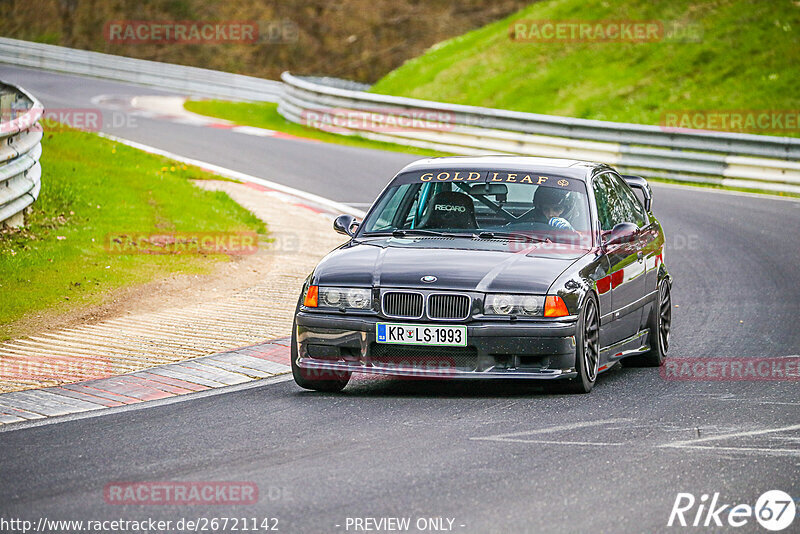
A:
1,39,797,194
279,72,800,194
0,37,283,102
0,81,43,228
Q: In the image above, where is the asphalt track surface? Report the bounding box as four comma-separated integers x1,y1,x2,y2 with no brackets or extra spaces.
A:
1,65,798,533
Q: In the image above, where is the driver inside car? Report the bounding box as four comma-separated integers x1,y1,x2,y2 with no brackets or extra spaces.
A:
531,187,575,231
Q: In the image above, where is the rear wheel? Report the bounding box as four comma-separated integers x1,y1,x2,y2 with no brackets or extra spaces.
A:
291,322,351,392
623,279,671,367
558,296,600,394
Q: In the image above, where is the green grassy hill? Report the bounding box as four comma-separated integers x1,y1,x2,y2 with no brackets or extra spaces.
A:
371,0,799,131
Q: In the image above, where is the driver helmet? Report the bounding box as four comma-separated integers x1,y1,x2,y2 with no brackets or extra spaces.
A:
533,186,572,217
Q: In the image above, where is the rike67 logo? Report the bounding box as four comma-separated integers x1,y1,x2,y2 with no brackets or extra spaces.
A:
668,490,796,531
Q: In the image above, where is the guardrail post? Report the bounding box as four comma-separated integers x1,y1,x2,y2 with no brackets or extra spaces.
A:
2,210,25,228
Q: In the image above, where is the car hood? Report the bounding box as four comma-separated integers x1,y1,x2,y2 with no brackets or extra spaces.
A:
314,237,585,293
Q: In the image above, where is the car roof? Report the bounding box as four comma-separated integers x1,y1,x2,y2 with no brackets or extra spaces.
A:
395,155,602,181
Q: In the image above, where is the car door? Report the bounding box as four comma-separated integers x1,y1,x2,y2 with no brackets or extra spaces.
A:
619,175,662,294
614,173,664,332
592,173,646,345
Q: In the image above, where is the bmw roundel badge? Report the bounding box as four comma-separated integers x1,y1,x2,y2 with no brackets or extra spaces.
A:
421,275,437,283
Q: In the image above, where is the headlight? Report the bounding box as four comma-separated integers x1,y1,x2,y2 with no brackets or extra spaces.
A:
319,287,372,309
484,294,543,316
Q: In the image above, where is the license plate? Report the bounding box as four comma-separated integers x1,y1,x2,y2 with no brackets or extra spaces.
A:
376,323,467,347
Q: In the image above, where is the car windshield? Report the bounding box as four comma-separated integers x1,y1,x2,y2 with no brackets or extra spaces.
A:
361,175,591,244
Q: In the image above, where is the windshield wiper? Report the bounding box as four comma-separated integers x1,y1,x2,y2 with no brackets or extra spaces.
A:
392,229,477,239
477,231,547,243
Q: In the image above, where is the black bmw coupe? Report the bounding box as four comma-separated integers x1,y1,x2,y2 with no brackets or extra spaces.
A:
292,156,672,393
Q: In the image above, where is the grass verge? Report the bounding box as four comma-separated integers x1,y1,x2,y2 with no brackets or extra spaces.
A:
0,126,266,340
183,100,448,157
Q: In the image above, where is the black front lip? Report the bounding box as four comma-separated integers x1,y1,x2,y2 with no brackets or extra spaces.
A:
300,360,576,380
295,311,579,380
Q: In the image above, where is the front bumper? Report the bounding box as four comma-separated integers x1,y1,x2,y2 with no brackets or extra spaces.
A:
295,311,579,380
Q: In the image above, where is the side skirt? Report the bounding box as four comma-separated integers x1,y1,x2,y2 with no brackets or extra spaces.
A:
600,328,651,364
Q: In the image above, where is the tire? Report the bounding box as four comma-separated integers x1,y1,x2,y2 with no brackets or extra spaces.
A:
622,279,671,367
291,321,351,392
558,295,600,394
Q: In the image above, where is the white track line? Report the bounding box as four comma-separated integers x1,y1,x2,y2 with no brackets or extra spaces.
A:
661,445,800,457
660,423,800,447
470,418,632,444
97,133,367,218
0,374,295,433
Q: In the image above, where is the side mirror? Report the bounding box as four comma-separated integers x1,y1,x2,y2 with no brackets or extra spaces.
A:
603,222,639,247
333,214,359,237
622,174,652,212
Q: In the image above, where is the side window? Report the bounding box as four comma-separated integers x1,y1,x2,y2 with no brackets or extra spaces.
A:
592,174,626,231
608,174,646,227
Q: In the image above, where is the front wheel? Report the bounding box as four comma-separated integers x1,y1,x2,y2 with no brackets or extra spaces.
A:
291,322,351,392
623,279,671,367
558,296,600,394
